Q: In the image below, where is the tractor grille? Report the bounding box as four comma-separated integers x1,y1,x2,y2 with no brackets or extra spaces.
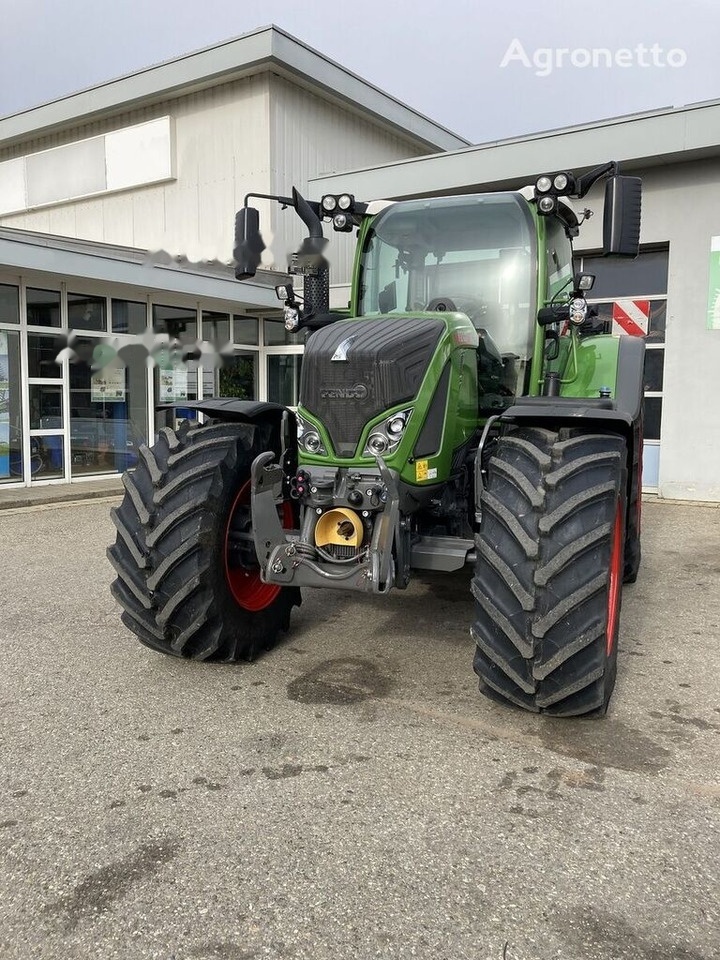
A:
300,316,444,456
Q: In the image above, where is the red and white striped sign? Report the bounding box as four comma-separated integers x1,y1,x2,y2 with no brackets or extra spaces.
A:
612,299,650,337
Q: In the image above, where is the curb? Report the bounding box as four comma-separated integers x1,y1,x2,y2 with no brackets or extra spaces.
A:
0,483,124,511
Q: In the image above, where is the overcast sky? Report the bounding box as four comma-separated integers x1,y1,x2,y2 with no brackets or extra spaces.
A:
1,0,718,143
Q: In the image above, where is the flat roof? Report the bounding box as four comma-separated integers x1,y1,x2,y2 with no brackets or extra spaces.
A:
0,227,283,310
0,25,469,154
310,99,720,199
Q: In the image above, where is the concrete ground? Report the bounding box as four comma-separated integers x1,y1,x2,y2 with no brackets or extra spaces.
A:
0,496,718,960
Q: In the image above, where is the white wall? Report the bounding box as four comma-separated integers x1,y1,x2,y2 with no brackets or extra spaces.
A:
0,72,432,291
268,75,427,285
0,75,273,263
574,158,720,501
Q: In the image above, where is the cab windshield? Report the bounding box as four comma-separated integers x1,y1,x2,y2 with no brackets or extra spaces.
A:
357,193,536,360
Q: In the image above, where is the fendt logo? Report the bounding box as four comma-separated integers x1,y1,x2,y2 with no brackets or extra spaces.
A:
320,383,369,400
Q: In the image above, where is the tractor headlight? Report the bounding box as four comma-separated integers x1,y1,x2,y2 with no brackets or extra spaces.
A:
304,433,323,453
297,413,327,456
363,409,412,458
337,194,353,211
333,212,351,231
538,195,557,214
536,175,552,193
367,433,389,455
321,195,337,213
387,415,406,436
553,173,569,191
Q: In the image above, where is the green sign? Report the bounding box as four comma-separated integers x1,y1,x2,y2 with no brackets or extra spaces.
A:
708,236,720,330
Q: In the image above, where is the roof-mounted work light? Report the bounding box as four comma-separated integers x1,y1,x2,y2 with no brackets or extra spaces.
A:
320,194,368,230
534,171,578,214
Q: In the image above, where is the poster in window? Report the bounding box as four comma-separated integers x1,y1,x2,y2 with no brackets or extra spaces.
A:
158,367,188,403
0,331,8,478
91,366,125,402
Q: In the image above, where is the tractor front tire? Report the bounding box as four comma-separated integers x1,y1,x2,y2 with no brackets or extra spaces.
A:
623,412,643,584
472,427,627,717
108,420,300,661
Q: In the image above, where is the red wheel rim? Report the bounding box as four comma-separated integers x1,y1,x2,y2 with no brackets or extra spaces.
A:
606,505,624,654
224,480,293,612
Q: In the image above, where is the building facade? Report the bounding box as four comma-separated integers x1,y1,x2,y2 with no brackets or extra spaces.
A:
0,26,467,486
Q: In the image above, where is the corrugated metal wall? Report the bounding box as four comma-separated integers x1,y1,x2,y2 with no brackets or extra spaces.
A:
268,75,428,285
0,75,272,263
0,70,430,281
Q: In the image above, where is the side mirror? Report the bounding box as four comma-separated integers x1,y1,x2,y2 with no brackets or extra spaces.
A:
603,175,642,258
233,206,266,280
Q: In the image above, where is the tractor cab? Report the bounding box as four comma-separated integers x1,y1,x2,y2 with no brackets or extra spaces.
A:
355,192,538,411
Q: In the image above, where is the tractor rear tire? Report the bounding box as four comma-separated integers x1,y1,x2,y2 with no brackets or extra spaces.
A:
108,420,300,661
472,427,627,717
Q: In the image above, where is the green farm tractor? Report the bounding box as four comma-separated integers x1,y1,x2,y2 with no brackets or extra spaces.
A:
109,162,644,717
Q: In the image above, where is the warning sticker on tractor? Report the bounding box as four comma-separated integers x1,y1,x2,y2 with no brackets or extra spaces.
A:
415,460,438,482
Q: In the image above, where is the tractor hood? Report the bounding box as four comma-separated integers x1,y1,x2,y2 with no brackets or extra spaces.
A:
300,315,445,456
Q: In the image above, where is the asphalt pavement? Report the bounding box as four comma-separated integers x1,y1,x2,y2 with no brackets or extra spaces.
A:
0,496,718,960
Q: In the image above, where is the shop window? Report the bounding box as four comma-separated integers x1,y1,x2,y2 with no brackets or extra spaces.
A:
215,352,257,400
68,293,107,332
29,383,63,429
112,299,147,335
27,333,63,379
27,288,61,327
268,355,302,407
233,316,259,345
0,285,19,324
69,337,146,475
25,437,64,481
0,329,23,483
152,306,199,432
203,311,232,351
153,304,197,343
263,318,304,346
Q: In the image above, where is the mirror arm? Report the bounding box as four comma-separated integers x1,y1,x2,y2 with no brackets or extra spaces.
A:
575,161,618,199
243,191,322,219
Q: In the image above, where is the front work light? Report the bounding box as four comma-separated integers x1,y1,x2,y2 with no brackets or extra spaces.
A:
337,194,354,211
569,298,588,325
538,195,557,214
321,195,337,212
536,176,552,193
575,273,595,292
332,213,353,232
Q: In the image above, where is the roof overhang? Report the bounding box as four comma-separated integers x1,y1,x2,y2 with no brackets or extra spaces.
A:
0,227,283,310
309,100,720,201
0,26,469,154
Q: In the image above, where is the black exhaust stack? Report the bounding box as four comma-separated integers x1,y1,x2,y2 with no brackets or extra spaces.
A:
290,187,330,316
